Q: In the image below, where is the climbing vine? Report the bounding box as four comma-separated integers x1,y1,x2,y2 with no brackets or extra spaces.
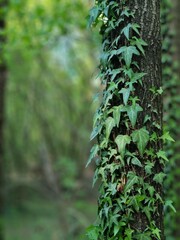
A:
86,1,173,239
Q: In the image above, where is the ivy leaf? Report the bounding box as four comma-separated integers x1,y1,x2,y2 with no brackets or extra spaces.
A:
88,6,100,28
92,169,98,187
145,161,154,174
132,157,142,167
131,72,147,83
131,128,150,156
114,225,119,236
134,233,151,240
126,104,143,127
164,200,176,213
157,150,168,162
143,207,151,222
121,23,131,40
105,117,115,140
153,172,166,185
110,69,121,81
112,105,123,127
121,7,133,17
86,225,99,240
131,37,148,55
152,228,161,240
148,186,155,197
115,135,131,158
86,144,99,167
124,172,138,192
121,46,140,68
132,23,140,35
157,87,163,95
160,131,175,142
119,88,131,105
125,228,134,240
90,124,102,141
108,183,117,195
117,46,140,68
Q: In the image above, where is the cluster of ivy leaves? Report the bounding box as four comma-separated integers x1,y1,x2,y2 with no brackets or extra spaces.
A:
85,1,175,240
161,0,179,239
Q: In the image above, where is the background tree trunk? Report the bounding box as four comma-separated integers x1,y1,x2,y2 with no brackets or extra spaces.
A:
174,0,180,238
0,1,8,239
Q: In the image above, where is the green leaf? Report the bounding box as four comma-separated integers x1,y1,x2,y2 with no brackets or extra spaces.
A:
132,157,142,167
121,23,131,40
131,23,140,35
110,69,121,81
112,105,123,127
122,46,140,68
157,150,168,162
86,225,99,240
92,169,98,187
131,128,150,156
119,88,131,105
148,186,155,197
153,172,166,185
108,183,117,195
86,144,99,167
121,7,134,17
164,200,176,213
160,131,175,142
145,161,154,174
152,228,161,240
124,172,138,192
125,228,134,240
131,37,148,55
114,225,119,236
134,233,151,240
131,72,147,83
88,6,100,28
90,124,102,141
126,104,143,127
115,135,131,158
105,117,115,140
157,87,163,95
143,207,151,222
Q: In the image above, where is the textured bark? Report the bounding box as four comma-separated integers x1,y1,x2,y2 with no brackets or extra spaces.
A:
129,0,164,238
0,1,7,239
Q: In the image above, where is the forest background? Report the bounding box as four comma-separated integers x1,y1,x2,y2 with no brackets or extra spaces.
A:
0,0,179,240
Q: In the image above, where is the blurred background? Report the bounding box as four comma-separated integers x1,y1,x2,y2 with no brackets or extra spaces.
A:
0,0,179,240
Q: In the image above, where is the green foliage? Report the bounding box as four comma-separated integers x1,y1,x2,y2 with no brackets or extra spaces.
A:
4,0,97,187
131,128,149,156
87,0,166,239
161,0,180,238
115,135,131,159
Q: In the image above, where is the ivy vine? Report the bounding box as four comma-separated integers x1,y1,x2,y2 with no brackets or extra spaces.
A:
86,1,174,239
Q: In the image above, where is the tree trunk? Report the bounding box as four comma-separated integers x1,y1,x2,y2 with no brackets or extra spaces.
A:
88,0,164,239
174,0,180,238
0,1,7,239
130,0,163,234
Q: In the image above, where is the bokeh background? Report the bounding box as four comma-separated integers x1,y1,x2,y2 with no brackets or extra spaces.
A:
0,0,179,240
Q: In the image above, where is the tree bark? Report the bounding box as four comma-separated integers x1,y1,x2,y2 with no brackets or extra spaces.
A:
129,0,163,235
